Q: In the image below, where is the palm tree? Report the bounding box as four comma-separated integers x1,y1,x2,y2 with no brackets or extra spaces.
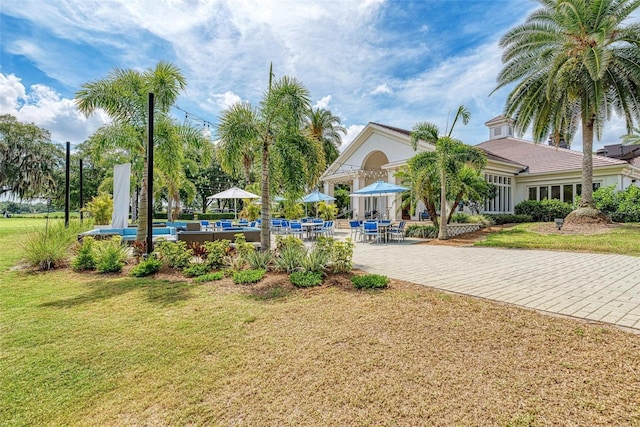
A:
494,0,640,223
75,61,189,243
306,108,346,167
217,66,317,250
621,126,640,145
410,106,485,240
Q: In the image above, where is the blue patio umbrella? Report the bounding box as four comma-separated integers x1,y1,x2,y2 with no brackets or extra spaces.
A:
351,180,408,219
301,190,336,217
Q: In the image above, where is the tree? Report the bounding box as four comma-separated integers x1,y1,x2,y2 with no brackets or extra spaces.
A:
410,106,486,239
75,61,200,243
494,0,640,224
621,126,640,145
305,108,346,168
217,66,321,250
0,114,63,199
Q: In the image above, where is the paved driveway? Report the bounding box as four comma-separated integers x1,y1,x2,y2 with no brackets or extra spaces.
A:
347,233,640,331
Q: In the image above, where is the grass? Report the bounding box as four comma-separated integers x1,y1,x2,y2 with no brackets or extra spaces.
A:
2,220,640,425
475,223,640,256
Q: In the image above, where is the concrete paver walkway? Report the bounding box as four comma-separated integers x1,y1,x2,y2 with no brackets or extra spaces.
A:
346,232,640,331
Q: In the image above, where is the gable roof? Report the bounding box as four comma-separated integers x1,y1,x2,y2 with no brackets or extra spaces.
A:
477,137,627,174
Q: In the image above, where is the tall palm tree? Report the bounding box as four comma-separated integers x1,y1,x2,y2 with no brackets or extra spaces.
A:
75,61,188,243
494,0,640,223
217,67,316,250
410,106,485,240
306,108,346,167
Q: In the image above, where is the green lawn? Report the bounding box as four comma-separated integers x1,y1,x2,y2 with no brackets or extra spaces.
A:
475,222,640,256
2,220,640,426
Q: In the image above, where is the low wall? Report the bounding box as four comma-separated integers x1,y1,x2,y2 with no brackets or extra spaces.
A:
446,223,482,237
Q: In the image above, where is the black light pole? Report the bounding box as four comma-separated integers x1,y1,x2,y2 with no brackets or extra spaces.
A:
79,159,84,223
64,141,70,228
146,93,154,254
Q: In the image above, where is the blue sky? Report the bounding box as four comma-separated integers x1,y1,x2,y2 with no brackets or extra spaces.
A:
0,0,635,153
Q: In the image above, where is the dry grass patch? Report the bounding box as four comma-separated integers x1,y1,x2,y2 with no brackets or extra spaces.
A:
3,268,640,426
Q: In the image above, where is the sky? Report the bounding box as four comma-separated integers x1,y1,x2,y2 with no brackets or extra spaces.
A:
1,0,637,155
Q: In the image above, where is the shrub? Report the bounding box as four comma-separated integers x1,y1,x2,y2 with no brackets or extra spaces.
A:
290,271,323,288
22,221,80,270
245,250,273,270
615,185,640,222
405,225,438,238
72,236,97,271
484,214,533,225
203,240,231,268
233,269,266,284
592,185,618,216
450,212,471,223
193,272,224,282
275,235,305,254
95,236,128,273
233,233,255,258
300,247,329,274
154,240,193,269
130,256,161,277
183,263,211,278
273,245,305,273
330,239,355,273
83,193,113,225
317,201,338,220
352,274,390,289
514,199,572,222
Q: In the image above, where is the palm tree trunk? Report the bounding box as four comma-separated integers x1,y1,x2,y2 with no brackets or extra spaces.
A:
136,161,148,243
579,119,595,209
167,196,173,222
438,165,449,240
260,140,271,251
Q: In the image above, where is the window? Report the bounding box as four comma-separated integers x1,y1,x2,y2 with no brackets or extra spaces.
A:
540,186,548,200
484,173,512,213
494,127,502,137
551,185,560,200
576,184,582,196
563,185,573,204
528,187,537,200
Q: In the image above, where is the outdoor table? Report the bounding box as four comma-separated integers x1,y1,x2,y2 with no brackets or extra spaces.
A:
301,221,323,239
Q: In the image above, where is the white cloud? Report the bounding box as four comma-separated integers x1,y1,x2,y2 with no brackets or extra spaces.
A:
313,95,332,110
209,91,243,110
0,73,108,144
370,84,394,96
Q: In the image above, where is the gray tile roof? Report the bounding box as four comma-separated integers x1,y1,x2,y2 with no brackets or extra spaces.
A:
477,137,627,174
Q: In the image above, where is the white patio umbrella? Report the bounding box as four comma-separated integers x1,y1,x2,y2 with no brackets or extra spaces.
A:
351,180,408,219
207,186,259,219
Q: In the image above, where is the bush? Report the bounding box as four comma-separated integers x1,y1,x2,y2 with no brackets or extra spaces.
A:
300,247,329,274
130,256,161,277
202,240,231,268
233,233,255,258
83,193,113,225
22,221,81,270
317,201,338,220
154,240,193,270
233,269,266,284
245,250,273,270
450,212,471,223
290,271,323,288
72,236,97,271
514,199,572,222
484,214,533,225
275,235,305,254
405,225,438,238
592,184,640,223
352,274,390,289
330,239,355,273
193,272,224,282
95,236,128,273
183,263,211,278
273,245,305,273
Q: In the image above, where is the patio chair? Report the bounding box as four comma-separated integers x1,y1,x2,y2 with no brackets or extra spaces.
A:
280,219,290,235
388,220,406,242
271,219,282,234
349,220,362,241
319,220,333,238
200,220,211,230
362,220,381,243
221,220,233,230
289,221,304,238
